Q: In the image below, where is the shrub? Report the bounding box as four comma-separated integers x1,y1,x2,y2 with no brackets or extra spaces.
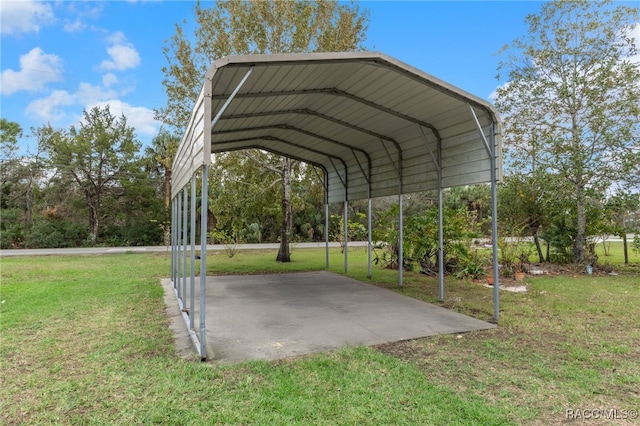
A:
25,219,86,248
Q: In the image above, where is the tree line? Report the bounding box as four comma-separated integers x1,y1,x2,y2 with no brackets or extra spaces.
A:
1,0,638,270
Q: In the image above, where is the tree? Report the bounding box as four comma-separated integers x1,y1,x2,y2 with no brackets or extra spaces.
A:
41,106,141,244
0,120,50,246
445,185,491,235
499,174,545,262
208,149,282,242
603,191,640,264
494,0,640,264
0,119,24,247
158,0,369,261
145,131,179,245
102,170,164,246
0,118,22,159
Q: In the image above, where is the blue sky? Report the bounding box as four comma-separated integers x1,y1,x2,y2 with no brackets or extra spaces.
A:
0,0,562,153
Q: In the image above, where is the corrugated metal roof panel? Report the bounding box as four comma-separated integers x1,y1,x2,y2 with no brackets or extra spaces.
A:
173,52,501,202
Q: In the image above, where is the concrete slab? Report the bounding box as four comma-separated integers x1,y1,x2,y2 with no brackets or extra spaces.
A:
162,271,495,363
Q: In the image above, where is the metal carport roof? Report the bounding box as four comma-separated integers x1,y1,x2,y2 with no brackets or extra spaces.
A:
172,51,502,200
170,52,502,360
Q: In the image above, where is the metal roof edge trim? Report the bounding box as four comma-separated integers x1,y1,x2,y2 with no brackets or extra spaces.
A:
204,51,500,125
204,51,380,79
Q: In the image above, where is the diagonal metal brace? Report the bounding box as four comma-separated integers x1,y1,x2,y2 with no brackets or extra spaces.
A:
418,125,440,172
211,66,254,131
468,104,492,158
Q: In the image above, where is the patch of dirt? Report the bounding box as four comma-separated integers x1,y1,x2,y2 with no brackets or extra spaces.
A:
519,262,637,277
375,339,429,361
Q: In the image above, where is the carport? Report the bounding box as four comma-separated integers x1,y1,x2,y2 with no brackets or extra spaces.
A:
169,52,502,361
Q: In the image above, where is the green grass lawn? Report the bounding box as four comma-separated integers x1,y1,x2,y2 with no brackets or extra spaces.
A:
594,237,640,273
1,246,639,425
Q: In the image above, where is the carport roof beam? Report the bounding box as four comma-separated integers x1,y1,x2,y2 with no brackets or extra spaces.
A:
219,108,400,146
210,87,440,138
214,123,371,166
222,146,329,179
212,136,345,175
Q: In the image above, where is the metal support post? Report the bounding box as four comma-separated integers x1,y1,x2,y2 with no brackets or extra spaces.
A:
367,197,372,279
343,199,348,273
199,165,209,360
380,137,403,288
398,193,403,289
324,172,329,269
325,202,329,269
170,198,176,287
468,105,500,321
182,188,188,303
176,193,182,299
419,124,444,300
489,124,500,322
438,185,444,301
435,136,444,301
190,176,197,331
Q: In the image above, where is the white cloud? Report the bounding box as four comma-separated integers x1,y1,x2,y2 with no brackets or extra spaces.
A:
26,85,159,138
91,100,159,136
24,80,116,121
0,47,63,95
0,0,55,35
63,18,86,33
26,89,75,122
98,31,141,71
102,73,118,87
75,82,119,105
61,2,104,33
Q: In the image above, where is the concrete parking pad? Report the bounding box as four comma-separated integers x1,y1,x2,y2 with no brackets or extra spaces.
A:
162,271,495,363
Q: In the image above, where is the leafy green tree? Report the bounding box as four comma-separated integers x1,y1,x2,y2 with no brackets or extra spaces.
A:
603,192,640,264
158,0,369,262
445,185,491,236
498,172,559,263
40,106,141,244
101,171,164,246
494,0,640,264
0,118,21,159
208,150,280,239
0,120,49,247
0,119,23,209
293,163,326,241
0,119,23,247
144,130,179,244
24,170,88,249
158,0,369,129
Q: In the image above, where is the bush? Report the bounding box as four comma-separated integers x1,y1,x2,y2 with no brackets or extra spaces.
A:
632,235,640,255
0,209,24,249
242,222,262,243
372,204,481,276
210,229,241,258
454,251,489,280
102,220,163,247
25,219,86,248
